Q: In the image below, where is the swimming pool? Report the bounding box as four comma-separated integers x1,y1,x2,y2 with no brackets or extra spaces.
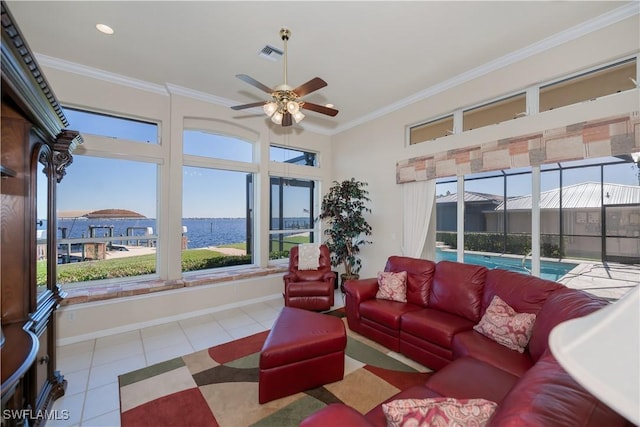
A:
435,249,578,281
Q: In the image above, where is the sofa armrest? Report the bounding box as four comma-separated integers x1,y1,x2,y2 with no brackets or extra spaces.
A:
343,278,379,334
322,271,337,285
300,404,375,427
283,272,297,285
344,277,379,301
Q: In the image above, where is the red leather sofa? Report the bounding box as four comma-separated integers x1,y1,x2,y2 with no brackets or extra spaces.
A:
300,257,631,427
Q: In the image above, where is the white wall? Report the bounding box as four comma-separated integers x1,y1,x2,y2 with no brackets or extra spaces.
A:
331,15,640,279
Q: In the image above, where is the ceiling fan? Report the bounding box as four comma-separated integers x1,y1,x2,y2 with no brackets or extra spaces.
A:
231,28,339,127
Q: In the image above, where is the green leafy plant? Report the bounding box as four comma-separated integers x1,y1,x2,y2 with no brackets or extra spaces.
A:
319,178,372,277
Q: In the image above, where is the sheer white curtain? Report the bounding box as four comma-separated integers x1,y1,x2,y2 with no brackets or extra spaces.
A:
402,179,436,258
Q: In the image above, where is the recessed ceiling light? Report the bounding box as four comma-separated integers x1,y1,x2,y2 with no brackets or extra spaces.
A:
96,24,114,35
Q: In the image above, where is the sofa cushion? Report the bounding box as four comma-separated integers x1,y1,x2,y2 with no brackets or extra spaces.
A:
402,308,475,349
452,330,534,378
473,295,537,353
382,397,497,427
429,261,488,322
487,351,629,427
360,299,421,330
528,288,608,362
481,269,563,315
376,271,408,302
425,356,520,403
385,256,436,307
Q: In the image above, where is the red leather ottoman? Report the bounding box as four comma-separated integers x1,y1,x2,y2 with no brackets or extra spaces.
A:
259,306,347,403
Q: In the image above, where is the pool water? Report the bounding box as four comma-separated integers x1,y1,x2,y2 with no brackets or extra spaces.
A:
435,249,577,281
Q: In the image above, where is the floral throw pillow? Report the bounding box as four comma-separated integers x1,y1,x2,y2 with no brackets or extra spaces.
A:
376,271,408,303
383,397,497,427
473,295,537,353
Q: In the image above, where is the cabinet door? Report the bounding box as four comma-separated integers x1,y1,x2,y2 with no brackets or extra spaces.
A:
1,103,35,324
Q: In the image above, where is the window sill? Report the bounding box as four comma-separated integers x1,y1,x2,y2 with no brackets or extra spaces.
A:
60,264,288,306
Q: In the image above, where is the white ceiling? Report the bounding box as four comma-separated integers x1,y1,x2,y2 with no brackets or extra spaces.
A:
6,1,633,135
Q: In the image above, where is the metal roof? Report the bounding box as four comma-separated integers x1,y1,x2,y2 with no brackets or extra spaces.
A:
436,191,503,204
494,182,640,210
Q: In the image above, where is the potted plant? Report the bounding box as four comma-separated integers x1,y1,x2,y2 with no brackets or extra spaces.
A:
319,178,372,288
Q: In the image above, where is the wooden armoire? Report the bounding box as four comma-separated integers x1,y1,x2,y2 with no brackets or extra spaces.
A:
1,2,82,425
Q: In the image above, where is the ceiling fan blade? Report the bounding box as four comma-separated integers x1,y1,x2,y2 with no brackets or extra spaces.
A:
301,102,339,117
293,77,327,97
282,112,293,127
231,101,267,111
236,74,274,94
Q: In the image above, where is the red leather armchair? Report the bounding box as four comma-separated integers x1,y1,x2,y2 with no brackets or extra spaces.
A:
283,244,335,311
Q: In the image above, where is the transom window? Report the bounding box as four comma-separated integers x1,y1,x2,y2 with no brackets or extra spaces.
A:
409,115,454,145
63,107,158,144
409,56,638,145
540,58,636,112
463,93,526,131
270,145,318,167
184,130,253,162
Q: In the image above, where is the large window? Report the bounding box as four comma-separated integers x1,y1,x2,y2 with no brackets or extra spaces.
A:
436,156,640,266
462,169,531,257
56,156,158,285
269,177,316,259
182,167,253,272
55,108,274,288
182,130,255,273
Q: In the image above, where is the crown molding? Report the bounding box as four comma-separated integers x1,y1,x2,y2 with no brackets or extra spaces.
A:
36,54,169,96
333,1,640,135
165,83,234,106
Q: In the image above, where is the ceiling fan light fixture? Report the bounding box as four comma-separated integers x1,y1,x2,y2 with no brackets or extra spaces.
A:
263,102,278,116
286,100,300,114
292,111,305,123
271,111,283,125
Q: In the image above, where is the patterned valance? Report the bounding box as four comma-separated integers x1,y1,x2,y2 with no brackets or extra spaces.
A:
397,112,640,184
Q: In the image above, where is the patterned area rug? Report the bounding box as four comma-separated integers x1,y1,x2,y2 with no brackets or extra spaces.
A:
119,312,432,426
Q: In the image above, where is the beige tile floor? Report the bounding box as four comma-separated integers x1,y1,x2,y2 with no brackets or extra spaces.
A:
49,290,345,427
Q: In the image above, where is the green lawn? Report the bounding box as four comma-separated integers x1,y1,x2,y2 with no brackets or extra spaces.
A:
43,237,312,285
